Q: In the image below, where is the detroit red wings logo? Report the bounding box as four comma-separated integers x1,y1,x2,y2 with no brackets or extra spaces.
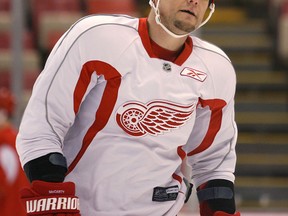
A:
116,100,195,136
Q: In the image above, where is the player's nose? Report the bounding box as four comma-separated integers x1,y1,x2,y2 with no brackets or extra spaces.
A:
188,0,199,5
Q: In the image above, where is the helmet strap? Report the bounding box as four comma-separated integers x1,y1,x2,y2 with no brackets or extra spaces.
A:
196,3,215,29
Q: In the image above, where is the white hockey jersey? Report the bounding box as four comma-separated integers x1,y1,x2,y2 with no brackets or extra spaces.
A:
16,15,238,216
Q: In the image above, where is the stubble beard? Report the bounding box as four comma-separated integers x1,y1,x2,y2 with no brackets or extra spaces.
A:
160,13,197,35
174,19,196,34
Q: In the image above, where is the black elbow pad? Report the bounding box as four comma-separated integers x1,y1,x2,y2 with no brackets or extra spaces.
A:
24,153,68,183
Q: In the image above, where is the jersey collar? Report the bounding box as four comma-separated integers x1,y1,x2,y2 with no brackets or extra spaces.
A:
138,18,193,66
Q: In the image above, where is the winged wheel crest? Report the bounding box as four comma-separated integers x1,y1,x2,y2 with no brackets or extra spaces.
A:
116,100,195,136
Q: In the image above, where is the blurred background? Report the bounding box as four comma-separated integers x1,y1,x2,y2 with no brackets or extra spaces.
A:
0,0,287,215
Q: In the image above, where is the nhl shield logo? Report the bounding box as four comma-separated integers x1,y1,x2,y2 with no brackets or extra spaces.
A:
163,62,172,72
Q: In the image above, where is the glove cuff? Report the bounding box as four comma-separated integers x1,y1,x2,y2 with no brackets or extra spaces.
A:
23,195,80,215
21,180,80,215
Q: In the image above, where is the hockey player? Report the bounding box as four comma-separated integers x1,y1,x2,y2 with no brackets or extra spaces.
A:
16,0,241,215
0,88,29,216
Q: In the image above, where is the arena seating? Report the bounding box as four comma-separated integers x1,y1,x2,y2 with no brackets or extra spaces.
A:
38,12,82,51
1,0,288,213
202,0,288,211
0,1,40,95
29,0,83,48
85,0,137,16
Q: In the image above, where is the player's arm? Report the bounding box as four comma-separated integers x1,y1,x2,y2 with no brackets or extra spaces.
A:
184,56,240,215
187,102,240,216
16,41,81,215
185,98,240,216
15,20,94,216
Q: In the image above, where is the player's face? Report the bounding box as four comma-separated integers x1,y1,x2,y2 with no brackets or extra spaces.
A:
158,0,209,34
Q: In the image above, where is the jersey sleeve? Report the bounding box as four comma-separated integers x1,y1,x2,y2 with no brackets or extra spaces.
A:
16,18,98,167
184,47,238,187
16,15,138,168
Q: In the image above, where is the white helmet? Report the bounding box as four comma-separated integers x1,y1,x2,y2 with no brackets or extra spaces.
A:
149,0,215,38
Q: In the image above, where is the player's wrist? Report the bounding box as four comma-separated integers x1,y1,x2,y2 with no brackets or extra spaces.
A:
24,153,68,183
197,179,238,216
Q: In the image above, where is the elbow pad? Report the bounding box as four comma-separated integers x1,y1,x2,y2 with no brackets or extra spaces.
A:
24,153,68,183
197,179,237,216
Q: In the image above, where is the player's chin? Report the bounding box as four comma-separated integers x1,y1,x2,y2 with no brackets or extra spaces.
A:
174,20,196,34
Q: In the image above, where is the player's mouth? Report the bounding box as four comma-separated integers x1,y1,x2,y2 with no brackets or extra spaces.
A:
180,10,197,17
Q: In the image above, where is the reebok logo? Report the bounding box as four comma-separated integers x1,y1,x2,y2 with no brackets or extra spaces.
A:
180,67,207,82
26,197,80,213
